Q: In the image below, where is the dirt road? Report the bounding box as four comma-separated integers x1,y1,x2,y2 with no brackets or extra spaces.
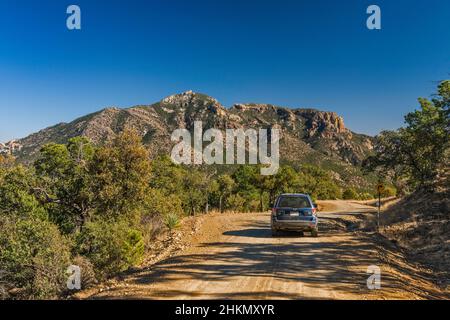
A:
82,200,447,300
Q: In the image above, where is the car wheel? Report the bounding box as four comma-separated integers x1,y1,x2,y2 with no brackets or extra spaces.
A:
311,228,318,237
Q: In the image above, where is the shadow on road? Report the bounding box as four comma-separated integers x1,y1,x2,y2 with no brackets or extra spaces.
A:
100,228,379,299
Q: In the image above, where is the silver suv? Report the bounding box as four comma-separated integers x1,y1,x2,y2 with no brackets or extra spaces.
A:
271,193,319,237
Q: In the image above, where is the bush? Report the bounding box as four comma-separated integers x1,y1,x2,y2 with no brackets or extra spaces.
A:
123,229,145,266
139,214,164,249
164,212,180,231
342,188,359,200
0,166,47,220
298,165,342,200
381,186,397,197
0,216,71,299
139,188,183,239
76,220,144,279
226,194,246,211
359,192,374,200
143,189,184,218
247,198,261,212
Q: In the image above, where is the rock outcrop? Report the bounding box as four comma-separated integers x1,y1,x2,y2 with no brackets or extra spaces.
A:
296,109,347,137
0,140,23,155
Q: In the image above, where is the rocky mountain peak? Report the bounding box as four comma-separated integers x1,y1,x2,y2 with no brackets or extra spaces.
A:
232,103,276,112
295,109,348,138
162,90,219,106
160,90,226,118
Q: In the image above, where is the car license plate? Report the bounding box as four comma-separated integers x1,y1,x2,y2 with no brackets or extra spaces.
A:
289,211,299,216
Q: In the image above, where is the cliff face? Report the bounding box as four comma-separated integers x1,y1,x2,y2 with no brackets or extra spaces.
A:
225,102,372,166
296,109,347,137
13,91,374,186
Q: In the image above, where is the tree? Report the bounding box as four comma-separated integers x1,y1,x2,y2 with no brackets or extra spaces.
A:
298,165,341,200
232,165,259,194
89,129,152,219
0,215,71,299
269,166,299,202
149,155,186,196
365,80,449,190
182,170,209,216
215,174,235,212
0,154,15,171
33,137,95,233
255,165,300,210
0,165,47,220
232,165,262,211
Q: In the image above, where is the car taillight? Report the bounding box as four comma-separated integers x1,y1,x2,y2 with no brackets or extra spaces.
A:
312,208,317,214
271,208,277,215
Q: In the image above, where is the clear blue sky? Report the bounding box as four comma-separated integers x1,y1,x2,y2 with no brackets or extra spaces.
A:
0,0,449,141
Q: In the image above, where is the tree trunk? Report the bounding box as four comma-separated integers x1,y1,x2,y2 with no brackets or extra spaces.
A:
259,193,264,212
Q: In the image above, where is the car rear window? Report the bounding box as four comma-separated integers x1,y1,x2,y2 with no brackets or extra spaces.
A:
277,196,311,208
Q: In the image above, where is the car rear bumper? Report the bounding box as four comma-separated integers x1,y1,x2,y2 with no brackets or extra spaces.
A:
271,219,318,231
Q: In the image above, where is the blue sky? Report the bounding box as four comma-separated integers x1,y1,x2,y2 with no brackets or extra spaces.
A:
0,0,449,141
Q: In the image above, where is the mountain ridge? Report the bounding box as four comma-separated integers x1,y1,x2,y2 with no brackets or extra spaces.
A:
6,90,376,190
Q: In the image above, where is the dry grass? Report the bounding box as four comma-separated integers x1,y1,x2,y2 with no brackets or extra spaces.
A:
372,188,450,288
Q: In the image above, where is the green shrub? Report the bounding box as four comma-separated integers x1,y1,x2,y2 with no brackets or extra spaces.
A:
342,188,359,200
143,189,184,218
226,194,246,211
76,220,144,279
164,212,180,231
0,166,47,220
247,199,262,212
359,192,374,200
0,216,71,299
122,229,145,266
139,188,183,239
381,186,397,197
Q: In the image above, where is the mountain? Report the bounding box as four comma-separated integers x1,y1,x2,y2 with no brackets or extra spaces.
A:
11,91,376,190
